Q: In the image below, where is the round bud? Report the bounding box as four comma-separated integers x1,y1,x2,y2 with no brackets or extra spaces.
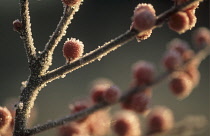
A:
112,111,141,136
0,107,12,130
63,38,84,62
132,9,156,32
167,38,189,55
103,85,121,103
61,0,81,6
169,72,193,99
130,91,151,114
193,27,210,47
162,50,182,71
168,11,190,34
132,61,155,85
13,19,22,32
146,106,174,133
58,123,88,136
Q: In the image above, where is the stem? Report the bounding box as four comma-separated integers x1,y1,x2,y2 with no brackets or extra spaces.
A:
41,0,202,84
39,4,82,75
26,44,210,135
19,0,37,68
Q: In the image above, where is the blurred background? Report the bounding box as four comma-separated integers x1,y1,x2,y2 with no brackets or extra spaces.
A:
0,0,209,136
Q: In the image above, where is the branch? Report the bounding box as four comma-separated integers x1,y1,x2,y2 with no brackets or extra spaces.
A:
19,0,37,66
41,0,203,84
25,43,210,135
38,3,82,74
148,115,208,136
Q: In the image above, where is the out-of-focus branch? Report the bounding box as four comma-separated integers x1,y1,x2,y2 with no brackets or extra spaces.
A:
148,115,208,136
19,0,37,67
26,43,210,136
41,0,203,84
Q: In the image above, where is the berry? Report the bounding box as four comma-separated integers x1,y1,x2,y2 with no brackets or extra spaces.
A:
193,27,210,47
112,111,141,136
132,61,155,85
13,19,22,32
146,106,174,133
168,11,190,34
63,38,84,62
103,85,121,103
0,107,12,130
132,10,156,32
169,72,193,99
130,91,151,113
162,50,182,71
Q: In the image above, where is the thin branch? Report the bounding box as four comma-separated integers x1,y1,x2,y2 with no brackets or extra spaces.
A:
41,0,203,84
38,3,82,74
148,116,208,136
26,44,210,135
19,0,37,66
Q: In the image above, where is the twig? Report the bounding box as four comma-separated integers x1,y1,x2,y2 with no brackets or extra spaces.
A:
39,4,82,74
19,0,37,67
41,0,203,84
148,115,208,136
25,43,210,136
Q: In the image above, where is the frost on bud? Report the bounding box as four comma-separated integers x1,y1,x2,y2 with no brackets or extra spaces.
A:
132,3,156,32
13,19,22,32
0,107,12,130
61,0,81,6
162,50,182,71
169,72,193,99
103,85,121,103
112,111,141,136
186,10,197,30
193,27,210,47
146,106,174,134
63,38,84,62
168,12,190,34
132,61,155,86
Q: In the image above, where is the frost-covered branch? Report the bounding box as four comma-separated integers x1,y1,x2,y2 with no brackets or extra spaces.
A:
41,0,203,84
19,0,36,67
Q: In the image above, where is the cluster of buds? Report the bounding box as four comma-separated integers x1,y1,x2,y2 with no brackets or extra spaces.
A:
168,0,201,33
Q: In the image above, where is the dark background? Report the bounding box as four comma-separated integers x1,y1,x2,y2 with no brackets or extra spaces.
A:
0,0,209,136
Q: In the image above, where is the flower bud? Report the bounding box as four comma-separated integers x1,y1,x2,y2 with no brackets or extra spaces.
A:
0,107,12,130
13,19,22,32
103,85,121,103
63,38,84,62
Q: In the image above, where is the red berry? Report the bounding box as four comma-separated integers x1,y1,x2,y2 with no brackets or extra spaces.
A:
168,11,190,34
130,91,151,113
162,50,182,71
132,61,155,85
103,85,121,103
63,38,84,62
169,72,193,99
132,10,156,32
147,106,174,133
193,27,210,47
0,107,12,130
13,19,22,32
112,111,141,136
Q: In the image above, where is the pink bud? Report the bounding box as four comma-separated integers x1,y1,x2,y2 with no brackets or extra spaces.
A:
103,86,121,103
0,107,12,130
193,27,210,47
